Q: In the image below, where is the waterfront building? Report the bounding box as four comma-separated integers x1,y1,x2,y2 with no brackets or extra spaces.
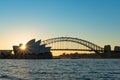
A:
12,39,53,59
114,46,120,52
0,50,12,56
13,39,51,54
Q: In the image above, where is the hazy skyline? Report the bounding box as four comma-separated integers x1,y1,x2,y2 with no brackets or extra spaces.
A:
0,0,120,49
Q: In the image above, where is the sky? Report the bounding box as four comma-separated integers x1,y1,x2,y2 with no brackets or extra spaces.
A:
0,0,120,50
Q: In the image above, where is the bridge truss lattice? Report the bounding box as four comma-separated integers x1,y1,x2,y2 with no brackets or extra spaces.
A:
42,37,104,53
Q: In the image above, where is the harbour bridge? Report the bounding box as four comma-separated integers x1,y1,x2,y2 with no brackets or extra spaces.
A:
41,37,104,54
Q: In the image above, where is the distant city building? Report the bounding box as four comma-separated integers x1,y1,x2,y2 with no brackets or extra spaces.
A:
13,39,51,54
0,50,12,56
114,46,120,52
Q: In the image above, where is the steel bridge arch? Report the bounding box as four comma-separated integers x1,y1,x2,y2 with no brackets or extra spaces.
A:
41,37,104,53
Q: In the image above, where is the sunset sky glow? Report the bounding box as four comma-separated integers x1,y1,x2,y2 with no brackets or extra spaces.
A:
0,0,120,49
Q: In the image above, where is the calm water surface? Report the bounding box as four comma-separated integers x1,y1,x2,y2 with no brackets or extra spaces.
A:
0,59,120,80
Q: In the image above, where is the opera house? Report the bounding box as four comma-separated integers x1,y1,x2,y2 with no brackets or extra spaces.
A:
12,39,53,59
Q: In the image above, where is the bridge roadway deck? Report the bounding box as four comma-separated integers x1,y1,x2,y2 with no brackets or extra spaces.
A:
51,49,93,51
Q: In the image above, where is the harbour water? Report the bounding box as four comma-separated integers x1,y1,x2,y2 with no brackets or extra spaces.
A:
0,59,120,80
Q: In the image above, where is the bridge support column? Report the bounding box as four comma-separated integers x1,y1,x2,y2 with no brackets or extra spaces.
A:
104,45,112,58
